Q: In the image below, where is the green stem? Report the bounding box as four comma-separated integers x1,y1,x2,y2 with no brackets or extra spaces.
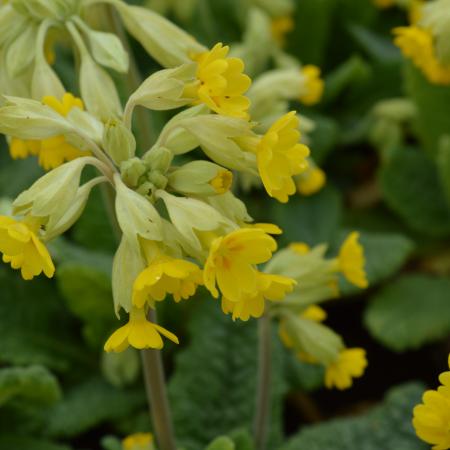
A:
105,5,154,151
141,310,177,450
253,313,272,450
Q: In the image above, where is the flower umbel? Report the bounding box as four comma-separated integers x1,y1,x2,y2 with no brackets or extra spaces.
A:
133,255,203,307
255,111,310,203
185,43,251,119
0,215,55,280
324,348,368,390
104,306,179,352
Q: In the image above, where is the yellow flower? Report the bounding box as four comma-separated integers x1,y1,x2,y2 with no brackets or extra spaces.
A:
221,273,296,321
288,242,310,254
296,166,326,196
8,93,90,170
394,26,450,85
0,216,55,280
122,433,154,450
185,43,251,119
209,169,233,194
132,256,203,308
104,307,179,352
324,348,367,390
204,228,277,302
299,65,324,106
338,232,368,289
255,112,310,203
373,0,395,8
271,15,294,47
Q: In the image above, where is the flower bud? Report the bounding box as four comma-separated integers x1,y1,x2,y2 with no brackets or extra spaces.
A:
120,158,147,188
114,175,163,248
115,3,205,68
144,147,173,173
103,118,136,165
168,161,233,196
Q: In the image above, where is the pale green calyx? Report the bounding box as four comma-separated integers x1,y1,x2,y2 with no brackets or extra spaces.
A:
103,118,136,165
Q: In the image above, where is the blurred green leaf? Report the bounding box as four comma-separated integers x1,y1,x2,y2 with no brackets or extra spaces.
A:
169,298,286,450
0,436,71,450
307,114,340,165
380,147,450,237
437,135,450,207
0,365,61,407
365,275,450,352
405,63,450,157
336,230,415,295
270,185,342,246
45,378,145,438
205,437,235,450
284,349,325,392
279,383,427,450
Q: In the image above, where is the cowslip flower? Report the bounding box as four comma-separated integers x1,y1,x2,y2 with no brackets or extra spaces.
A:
104,306,179,352
271,15,294,47
221,272,296,321
394,26,450,85
296,165,326,196
0,215,55,280
299,65,325,106
324,348,368,390
132,255,203,308
251,111,310,203
413,355,450,449
8,93,90,170
122,433,155,450
204,227,278,302
183,43,251,119
338,231,368,289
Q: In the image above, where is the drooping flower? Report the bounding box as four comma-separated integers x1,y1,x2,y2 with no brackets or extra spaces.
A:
209,169,234,194
184,43,251,119
338,232,368,289
296,165,326,196
271,15,294,47
204,228,278,302
255,111,310,203
8,93,91,170
133,255,203,307
221,272,296,321
0,216,55,280
299,65,324,106
394,26,450,85
122,433,155,450
324,348,368,390
104,306,179,352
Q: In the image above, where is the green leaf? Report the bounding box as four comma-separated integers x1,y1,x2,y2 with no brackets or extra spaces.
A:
45,378,146,438
306,113,340,165
0,365,61,407
0,436,71,450
437,135,450,207
284,350,325,392
0,266,90,372
405,62,450,157
365,275,450,352
279,383,427,450
205,436,235,450
336,230,415,295
269,185,342,247
169,297,286,450
380,147,450,237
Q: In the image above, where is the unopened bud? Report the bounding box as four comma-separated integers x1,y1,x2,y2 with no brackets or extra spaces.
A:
103,118,136,165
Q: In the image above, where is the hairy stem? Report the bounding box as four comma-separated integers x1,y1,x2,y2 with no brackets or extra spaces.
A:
106,5,155,151
254,313,272,450
141,309,177,450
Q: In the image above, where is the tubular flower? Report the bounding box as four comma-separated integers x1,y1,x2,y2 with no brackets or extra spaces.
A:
413,355,450,449
271,15,294,47
122,433,155,450
132,256,203,307
0,216,55,280
325,348,368,390
104,306,179,352
296,166,326,196
185,43,251,119
254,112,310,203
209,169,233,194
8,93,91,170
204,228,278,302
299,65,324,106
338,232,368,289
393,26,450,85
221,273,296,321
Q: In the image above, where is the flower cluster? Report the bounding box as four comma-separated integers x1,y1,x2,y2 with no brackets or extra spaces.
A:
267,232,369,390
413,354,450,449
